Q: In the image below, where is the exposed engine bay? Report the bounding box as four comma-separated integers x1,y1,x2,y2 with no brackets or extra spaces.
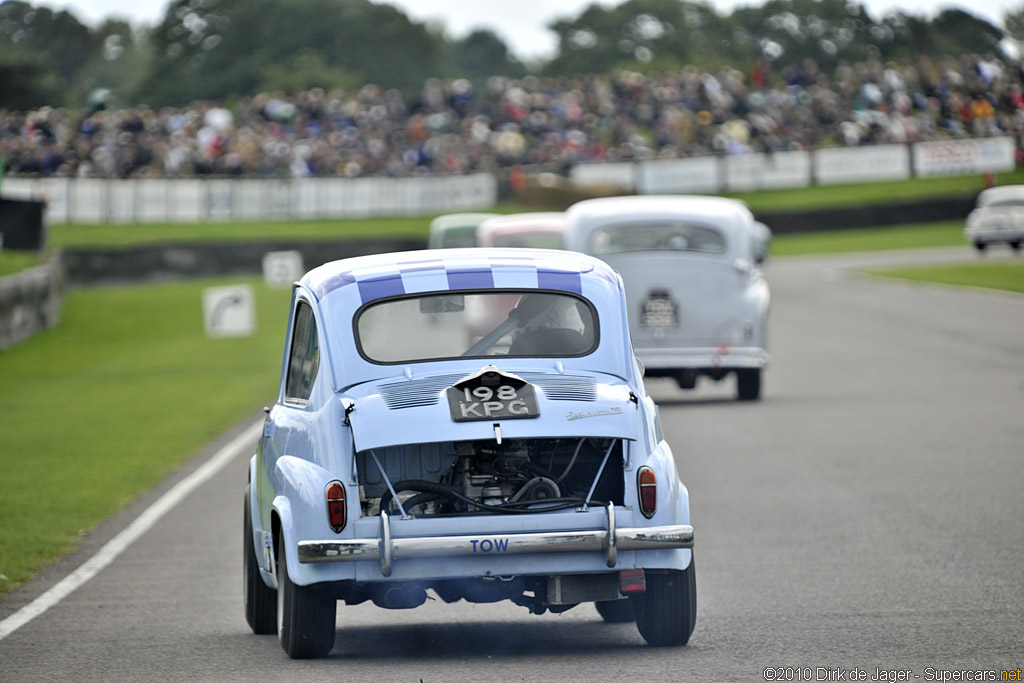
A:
356,437,625,517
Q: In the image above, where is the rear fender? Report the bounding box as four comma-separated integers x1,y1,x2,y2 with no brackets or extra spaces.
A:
272,455,357,586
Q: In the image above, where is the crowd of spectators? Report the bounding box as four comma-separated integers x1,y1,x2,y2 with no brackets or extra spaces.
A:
2,53,1024,180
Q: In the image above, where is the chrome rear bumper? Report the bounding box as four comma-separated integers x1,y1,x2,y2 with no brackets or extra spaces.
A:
298,503,693,577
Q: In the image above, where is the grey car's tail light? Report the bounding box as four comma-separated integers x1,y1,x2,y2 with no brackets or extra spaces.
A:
326,481,346,533
638,467,657,518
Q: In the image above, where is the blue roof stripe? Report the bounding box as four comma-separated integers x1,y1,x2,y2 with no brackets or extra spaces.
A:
357,274,406,303
315,271,356,299
398,259,446,274
446,267,494,290
537,268,582,294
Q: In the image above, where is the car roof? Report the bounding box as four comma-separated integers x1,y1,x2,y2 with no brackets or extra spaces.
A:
563,195,754,255
566,195,752,223
977,185,1024,206
301,247,618,304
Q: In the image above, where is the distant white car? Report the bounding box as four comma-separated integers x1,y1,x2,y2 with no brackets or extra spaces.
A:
966,186,1024,252
564,195,769,401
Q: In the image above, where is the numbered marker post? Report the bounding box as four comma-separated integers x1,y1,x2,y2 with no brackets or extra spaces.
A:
262,250,304,288
202,284,255,338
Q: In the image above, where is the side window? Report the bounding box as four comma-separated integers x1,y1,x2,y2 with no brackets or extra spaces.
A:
285,301,319,403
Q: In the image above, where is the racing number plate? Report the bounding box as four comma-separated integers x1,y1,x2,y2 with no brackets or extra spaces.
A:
446,366,540,422
640,294,678,329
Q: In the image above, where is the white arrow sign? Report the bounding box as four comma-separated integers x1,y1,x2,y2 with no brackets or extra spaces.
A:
202,284,255,338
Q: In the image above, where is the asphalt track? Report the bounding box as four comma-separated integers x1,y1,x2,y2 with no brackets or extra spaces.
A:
1,247,1022,682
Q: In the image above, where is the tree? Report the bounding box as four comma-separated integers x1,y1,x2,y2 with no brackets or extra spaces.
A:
137,0,446,106
448,29,527,82
0,1,94,106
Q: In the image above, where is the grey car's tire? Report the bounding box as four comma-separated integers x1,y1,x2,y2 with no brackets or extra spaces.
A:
634,561,697,647
595,598,635,623
736,369,762,401
277,533,336,658
243,485,276,634
974,242,987,252
1010,240,1022,252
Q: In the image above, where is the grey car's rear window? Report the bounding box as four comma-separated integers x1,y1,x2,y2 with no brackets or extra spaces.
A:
591,222,726,255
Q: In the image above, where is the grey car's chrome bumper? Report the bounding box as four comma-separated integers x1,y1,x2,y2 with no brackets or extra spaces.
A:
298,504,693,577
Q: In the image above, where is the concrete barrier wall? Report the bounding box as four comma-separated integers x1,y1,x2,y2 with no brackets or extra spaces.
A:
0,255,62,350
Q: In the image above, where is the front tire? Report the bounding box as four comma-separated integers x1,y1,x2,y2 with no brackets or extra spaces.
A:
634,560,697,647
277,533,336,658
243,485,276,634
974,241,987,252
736,369,762,401
595,599,635,623
1010,240,1022,252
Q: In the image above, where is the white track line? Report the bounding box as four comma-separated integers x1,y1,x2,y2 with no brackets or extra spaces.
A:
0,419,263,641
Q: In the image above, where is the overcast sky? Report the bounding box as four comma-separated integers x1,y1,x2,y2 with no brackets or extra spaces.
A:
36,0,1024,59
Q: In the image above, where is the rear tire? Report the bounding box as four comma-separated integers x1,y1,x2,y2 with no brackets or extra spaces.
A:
1010,240,1022,252
974,242,987,252
634,560,697,647
277,533,336,658
736,369,762,401
243,485,276,634
595,599,635,623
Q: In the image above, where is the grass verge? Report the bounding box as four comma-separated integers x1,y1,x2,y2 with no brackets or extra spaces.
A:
0,276,292,600
864,260,1024,295
770,220,966,256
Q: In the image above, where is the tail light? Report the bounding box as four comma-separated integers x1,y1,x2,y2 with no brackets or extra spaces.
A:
637,467,657,518
325,481,346,532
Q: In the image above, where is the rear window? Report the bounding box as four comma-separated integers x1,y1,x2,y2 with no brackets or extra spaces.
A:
591,222,726,255
355,290,598,364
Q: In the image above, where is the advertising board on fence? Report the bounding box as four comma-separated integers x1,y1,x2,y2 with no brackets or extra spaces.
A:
570,162,636,191
636,157,720,194
913,137,1015,177
724,150,811,191
815,144,911,185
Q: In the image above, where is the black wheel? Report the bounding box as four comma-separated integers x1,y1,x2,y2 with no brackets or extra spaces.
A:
974,242,987,252
634,560,697,647
736,369,761,401
1010,240,1022,252
595,599,635,623
243,485,276,634
277,532,336,658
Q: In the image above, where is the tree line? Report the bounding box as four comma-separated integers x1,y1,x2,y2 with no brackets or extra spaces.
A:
1,0,1021,111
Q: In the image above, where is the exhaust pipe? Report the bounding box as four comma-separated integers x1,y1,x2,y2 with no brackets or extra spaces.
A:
371,583,427,609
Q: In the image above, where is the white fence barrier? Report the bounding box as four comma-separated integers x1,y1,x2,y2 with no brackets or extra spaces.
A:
571,137,1015,194
0,174,497,225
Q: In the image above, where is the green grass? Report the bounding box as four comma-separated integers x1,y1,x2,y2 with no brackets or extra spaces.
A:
770,220,966,256
47,203,543,249
864,260,1024,295
0,250,42,277
0,277,292,599
727,170,1024,212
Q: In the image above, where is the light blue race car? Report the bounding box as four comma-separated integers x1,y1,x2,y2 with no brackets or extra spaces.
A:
244,248,695,658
